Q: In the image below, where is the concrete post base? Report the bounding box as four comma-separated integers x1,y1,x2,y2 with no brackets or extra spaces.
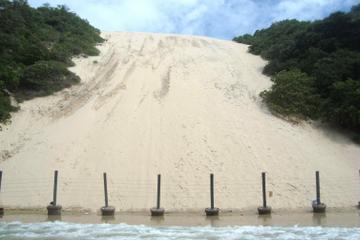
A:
47,204,62,215
205,207,219,216
101,206,115,216
258,206,272,215
150,207,165,216
312,202,326,213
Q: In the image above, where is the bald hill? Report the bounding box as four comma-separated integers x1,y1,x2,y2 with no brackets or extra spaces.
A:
234,4,360,141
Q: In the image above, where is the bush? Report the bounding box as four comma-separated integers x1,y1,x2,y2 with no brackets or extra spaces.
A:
260,69,320,119
234,4,360,137
0,0,103,122
21,61,80,97
0,91,15,123
322,79,360,129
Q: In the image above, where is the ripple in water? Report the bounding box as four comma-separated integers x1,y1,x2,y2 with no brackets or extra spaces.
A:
0,221,360,240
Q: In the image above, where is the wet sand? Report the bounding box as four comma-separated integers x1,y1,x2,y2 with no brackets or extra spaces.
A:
1,209,359,228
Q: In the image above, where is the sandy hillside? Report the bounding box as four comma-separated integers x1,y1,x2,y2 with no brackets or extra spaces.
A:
0,32,359,212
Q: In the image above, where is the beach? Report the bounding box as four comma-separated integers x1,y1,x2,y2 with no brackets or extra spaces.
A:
0,32,359,213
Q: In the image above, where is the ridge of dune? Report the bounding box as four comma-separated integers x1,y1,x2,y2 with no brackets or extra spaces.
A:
0,32,359,212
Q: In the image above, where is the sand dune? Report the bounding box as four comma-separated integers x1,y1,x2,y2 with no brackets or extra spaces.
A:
0,32,359,212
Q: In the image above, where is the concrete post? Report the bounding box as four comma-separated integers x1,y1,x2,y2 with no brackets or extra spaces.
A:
312,171,326,213
258,172,271,215
47,170,62,215
151,174,165,216
205,173,219,216
101,172,115,216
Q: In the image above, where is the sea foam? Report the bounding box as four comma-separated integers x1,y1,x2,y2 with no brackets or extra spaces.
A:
0,221,359,240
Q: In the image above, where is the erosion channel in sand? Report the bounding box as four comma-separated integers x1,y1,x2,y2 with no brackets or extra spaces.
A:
0,32,359,213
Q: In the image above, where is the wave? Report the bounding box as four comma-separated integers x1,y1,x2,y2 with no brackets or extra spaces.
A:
0,221,360,240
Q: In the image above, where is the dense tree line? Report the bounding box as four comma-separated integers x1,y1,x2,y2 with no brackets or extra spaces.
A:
234,4,360,141
0,0,103,123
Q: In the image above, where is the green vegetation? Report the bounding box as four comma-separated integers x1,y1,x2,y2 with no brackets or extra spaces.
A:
234,4,360,139
260,69,320,119
20,60,80,99
0,0,103,122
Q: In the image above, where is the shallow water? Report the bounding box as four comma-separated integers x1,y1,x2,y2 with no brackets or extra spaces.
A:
0,221,360,240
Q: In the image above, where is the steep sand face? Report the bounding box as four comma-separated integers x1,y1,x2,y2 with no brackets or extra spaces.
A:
0,32,359,212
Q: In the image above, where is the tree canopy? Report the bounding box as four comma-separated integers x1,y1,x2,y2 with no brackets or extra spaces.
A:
234,4,360,140
0,0,103,122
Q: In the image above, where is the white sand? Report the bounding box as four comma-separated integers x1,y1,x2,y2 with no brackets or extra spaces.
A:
0,32,359,212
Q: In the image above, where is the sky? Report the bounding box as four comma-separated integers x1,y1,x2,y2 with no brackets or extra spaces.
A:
28,0,360,39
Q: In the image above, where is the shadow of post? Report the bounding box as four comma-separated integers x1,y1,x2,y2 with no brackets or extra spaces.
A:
46,215,62,222
312,212,327,226
205,215,220,227
101,215,116,223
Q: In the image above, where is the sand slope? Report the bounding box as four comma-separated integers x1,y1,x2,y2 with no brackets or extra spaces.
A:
0,32,359,212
